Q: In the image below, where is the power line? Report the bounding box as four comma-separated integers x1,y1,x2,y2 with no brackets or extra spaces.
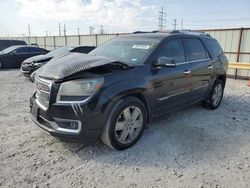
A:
158,6,167,30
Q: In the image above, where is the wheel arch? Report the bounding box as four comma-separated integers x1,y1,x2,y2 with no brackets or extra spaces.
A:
111,90,151,123
216,74,227,86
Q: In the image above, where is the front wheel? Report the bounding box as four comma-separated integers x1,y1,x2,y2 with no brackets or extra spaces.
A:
202,79,224,110
101,97,147,150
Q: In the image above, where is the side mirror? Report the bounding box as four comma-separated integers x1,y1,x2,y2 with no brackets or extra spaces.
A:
154,57,176,68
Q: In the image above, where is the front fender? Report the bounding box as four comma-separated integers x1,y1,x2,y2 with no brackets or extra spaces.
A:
101,78,152,115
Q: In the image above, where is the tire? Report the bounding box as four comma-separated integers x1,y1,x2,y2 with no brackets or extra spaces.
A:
202,79,224,110
101,97,147,150
0,62,3,69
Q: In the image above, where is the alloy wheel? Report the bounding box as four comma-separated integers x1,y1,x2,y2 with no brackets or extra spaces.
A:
115,106,143,144
212,84,223,106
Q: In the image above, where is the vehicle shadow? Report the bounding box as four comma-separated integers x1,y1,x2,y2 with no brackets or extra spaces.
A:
59,94,250,168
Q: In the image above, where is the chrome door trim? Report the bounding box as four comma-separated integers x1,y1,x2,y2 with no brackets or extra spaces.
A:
158,84,209,101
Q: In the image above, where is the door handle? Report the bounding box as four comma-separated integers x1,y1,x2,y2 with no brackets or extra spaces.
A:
208,65,213,70
183,70,191,75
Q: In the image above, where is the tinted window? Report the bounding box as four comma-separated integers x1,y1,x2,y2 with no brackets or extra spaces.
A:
15,47,30,54
204,39,223,58
47,47,72,57
30,47,46,53
157,39,186,63
184,38,207,61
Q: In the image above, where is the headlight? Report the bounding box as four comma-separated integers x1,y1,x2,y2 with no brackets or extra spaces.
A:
56,78,104,102
33,62,44,67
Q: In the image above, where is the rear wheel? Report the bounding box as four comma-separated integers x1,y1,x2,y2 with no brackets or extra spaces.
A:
202,79,224,110
101,97,147,150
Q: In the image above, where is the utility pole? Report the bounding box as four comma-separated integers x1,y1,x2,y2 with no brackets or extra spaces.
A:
181,18,183,29
100,25,104,34
28,24,31,44
63,23,66,36
59,23,61,36
173,19,177,30
45,31,48,36
77,28,80,35
89,26,94,35
28,24,31,37
158,7,167,30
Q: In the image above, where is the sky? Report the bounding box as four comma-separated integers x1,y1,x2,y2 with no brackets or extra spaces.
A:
0,0,249,37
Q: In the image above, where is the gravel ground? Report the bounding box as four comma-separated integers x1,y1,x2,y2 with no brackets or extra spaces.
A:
0,70,250,188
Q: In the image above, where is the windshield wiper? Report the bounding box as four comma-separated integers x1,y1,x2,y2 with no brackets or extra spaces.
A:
110,60,133,69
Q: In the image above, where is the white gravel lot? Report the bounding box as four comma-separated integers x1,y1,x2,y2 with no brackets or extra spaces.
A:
0,70,250,188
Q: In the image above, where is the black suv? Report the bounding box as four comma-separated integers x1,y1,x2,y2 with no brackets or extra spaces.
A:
30,30,228,150
0,39,27,51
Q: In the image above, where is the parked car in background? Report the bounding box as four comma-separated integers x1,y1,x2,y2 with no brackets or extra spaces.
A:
21,46,96,76
30,30,228,150
0,39,27,51
0,45,48,69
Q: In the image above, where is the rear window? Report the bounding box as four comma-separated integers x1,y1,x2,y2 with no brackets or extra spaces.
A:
15,47,30,54
184,38,207,61
30,47,46,53
204,39,223,58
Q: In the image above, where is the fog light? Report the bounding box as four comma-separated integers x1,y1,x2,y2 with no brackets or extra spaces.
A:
55,120,79,130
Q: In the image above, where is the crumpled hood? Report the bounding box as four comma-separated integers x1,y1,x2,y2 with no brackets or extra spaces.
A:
24,54,53,64
37,53,121,80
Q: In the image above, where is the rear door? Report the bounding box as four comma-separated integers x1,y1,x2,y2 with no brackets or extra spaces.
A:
150,37,192,113
29,47,47,56
183,37,212,102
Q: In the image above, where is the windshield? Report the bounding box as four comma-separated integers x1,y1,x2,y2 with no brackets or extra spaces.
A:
0,46,20,54
46,46,73,57
89,39,158,65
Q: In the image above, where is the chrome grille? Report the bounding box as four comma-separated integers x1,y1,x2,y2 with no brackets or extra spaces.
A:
35,77,52,110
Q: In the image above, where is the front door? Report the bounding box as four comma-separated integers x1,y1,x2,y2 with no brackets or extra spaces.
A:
150,38,192,114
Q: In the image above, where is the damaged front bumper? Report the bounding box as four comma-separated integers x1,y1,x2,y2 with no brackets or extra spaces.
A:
30,93,111,143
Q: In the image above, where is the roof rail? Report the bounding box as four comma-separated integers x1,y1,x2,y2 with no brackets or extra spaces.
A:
174,30,212,37
132,31,153,34
132,30,211,37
